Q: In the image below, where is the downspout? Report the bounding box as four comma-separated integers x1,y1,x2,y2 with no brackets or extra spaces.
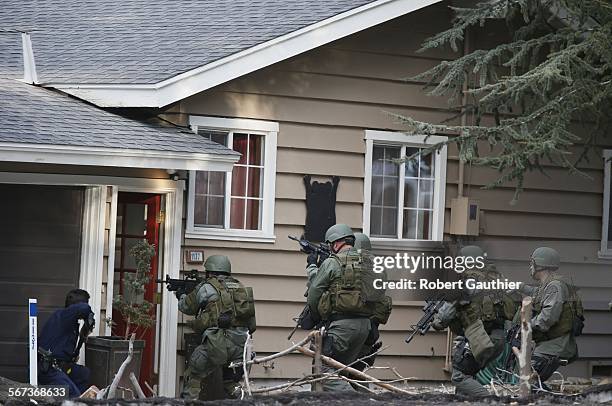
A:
445,27,471,374
21,32,39,85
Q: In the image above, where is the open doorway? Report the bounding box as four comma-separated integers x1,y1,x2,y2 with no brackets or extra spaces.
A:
113,192,163,389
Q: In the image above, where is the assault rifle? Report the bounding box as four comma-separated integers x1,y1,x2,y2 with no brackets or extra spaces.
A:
287,304,320,340
288,235,331,259
156,269,204,295
405,300,445,343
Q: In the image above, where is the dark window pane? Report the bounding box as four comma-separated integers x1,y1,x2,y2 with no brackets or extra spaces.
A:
195,171,209,195
124,204,146,236
370,207,382,236
404,178,418,208
123,238,141,269
417,210,432,240
372,146,384,175
420,151,434,178
245,199,261,230
208,172,225,196
198,129,228,146
402,209,417,239
419,180,433,209
383,147,400,176
405,147,419,177
233,133,248,164
248,134,264,165
114,237,122,268
371,176,383,206
247,167,262,198
382,177,398,207
206,196,225,227
194,196,207,225
230,198,245,229
231,166,247,197
382,208,397,236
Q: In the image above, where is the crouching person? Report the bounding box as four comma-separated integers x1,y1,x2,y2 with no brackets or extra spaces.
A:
38,289,95,397
178,255,256,400
521,247,583,383
432,246,516,397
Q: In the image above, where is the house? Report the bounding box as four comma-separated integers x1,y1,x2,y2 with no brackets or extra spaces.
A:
1,0,611,396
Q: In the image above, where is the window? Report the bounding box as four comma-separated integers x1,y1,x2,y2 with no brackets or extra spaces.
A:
600,150,612,257
363,130,447,242
187,116,278,242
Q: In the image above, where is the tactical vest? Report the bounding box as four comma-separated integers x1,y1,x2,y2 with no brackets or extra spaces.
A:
532,274,583,342
458,267,517,332
188,276,256,334
317,250,378,320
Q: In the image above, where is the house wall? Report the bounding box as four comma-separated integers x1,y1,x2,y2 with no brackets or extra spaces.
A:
165,1,612,385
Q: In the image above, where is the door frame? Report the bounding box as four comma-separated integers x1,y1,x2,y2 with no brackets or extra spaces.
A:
0,172,183,396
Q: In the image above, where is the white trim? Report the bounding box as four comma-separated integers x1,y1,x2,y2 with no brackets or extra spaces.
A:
104,186,119,336
79,186,106,343
50,0,442,108
0,172,181,396
362,129,447,242
186,116,277,242
599,150,612,259
0,142,238,171
157,181,183,397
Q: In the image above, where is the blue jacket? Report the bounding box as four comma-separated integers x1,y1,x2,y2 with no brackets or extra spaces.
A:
39,303,93,362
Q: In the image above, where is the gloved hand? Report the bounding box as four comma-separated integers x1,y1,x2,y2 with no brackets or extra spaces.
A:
318,251,330,264
86,312,96,333
175,288,186,299
307,251,319,266
437,302,457,321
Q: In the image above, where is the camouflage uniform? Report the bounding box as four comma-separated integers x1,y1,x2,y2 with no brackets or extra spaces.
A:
433,246,516,397
306,224,371,391
178,255,256,400
521,247,582,381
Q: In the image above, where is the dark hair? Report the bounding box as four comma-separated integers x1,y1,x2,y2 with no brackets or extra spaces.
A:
65,289,90,307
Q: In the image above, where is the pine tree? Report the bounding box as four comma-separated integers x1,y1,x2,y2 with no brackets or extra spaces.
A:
399,0,612,199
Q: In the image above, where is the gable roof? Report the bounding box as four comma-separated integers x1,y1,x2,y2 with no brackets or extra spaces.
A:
1,0,441,107
0,78,239,171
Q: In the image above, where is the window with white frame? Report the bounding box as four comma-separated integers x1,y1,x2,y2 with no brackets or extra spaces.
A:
600,150,612,257
363,130,447,241
187,116,278,242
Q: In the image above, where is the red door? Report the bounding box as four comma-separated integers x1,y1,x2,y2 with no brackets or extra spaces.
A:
113,192,162,390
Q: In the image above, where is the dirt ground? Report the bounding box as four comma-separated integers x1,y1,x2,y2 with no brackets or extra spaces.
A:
4,387,612,406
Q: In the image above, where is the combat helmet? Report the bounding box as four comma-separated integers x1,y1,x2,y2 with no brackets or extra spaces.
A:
354,232,372,251
459,245,485,260
204,255,232,274
325,223,354,244
530,247,560,269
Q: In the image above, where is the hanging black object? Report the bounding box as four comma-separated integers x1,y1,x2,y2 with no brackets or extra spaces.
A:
303,175,340,242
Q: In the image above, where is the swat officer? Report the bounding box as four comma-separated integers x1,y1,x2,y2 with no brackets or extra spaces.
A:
178,255,256,400
38,289,95,398
306,224,372,391
519,247,582,382
432,245,516,397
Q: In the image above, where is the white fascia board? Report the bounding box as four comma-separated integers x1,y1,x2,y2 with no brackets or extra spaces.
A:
49,0,442,108
0,143,239,171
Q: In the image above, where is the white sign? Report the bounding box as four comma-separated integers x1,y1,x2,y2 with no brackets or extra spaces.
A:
29,298,38,386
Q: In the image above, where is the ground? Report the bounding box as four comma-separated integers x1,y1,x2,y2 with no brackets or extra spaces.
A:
3,388,612,406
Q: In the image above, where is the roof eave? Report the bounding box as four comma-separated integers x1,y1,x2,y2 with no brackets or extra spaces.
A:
0,142,240,171
48,0,442,108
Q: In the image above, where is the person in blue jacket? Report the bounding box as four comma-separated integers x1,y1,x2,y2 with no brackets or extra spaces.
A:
38,289,95,397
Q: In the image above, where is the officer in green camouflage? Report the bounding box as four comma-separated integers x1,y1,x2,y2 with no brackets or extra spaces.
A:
519,247,583,382
432,245,517,397
178,255,256,400
306,224,372,391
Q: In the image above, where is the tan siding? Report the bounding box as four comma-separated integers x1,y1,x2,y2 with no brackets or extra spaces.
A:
171,2,612,386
